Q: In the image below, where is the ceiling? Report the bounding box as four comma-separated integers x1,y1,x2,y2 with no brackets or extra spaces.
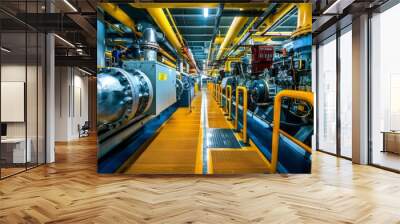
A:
169,8,234,69
169,6,298,70
0,0,97,73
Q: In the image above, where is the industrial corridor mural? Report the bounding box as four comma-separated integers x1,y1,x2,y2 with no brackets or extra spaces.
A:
96,2,314,174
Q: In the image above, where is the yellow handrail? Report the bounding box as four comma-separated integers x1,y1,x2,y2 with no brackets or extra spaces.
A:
270,90,314,173
219,84,223,107
216,84,219,101
235,86,248,145
225,85,232,120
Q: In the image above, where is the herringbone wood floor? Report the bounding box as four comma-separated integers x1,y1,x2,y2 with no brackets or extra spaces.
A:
1,136,400,223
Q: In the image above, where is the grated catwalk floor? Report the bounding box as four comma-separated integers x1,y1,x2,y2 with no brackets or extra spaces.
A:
121,88,270,174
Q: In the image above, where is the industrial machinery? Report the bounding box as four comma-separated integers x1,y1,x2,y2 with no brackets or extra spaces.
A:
97,67,153,133
225,34,313,137
98,2,313,174
217,33,313,173
97,25,181,168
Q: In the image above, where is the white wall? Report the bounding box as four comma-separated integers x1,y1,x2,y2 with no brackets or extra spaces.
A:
55,67,89,141
1,63,46,164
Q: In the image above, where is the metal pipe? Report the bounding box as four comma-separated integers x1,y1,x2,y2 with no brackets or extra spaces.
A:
141,27,159,61
258,4,296,35
142,7,198,70
159,47,176,62
291,3,312,38
161,57,176,69
165,8,185,47
99,3,141,36
270,90,313,173
208,4,224,63
216,16,249,60
130,3,269,9
227,4,277,57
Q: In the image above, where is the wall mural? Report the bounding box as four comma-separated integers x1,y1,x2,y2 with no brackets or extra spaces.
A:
97,2,313,174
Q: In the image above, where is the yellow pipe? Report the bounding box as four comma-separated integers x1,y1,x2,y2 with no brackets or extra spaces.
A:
235,86,248,145
232,17,258,47
215,37,239,45
105,51,112,58
159,48,176,62
270,90,313,173
130,3,268,9
291,3,312,38
215,32,290,45
161,57,176,69
216,16,249,60
224,61,232,72
165,8,185,46
226,57,241,62
99,3,141,36
251,36,272,43
145,8,183,52
257,4,296,35
143,7,198,70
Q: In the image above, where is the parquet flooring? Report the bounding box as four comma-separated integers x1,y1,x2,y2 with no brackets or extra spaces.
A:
0,136,400,223
1,89,400,223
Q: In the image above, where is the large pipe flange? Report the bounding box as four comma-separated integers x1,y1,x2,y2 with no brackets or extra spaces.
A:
97,67,153,131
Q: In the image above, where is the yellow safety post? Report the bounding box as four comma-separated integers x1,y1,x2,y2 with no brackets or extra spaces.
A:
216,83,218,100
225,85,232,120
219,84,223,107
234,86,248,145
194,83,199,95
270,90,313,173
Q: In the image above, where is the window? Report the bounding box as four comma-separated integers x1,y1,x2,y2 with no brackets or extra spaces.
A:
370,3,400,171
317,35,337,155
339,27,352,158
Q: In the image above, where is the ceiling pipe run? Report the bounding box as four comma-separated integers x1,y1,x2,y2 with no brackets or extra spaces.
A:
140,6,199,72
258,3,296,35
99,3,141,37
130,3,270,9
207,4,224,65
291,3,312,38
216,16,249,60
100,4,177,62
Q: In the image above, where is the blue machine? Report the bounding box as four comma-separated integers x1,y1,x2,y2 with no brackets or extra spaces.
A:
221,34,313,173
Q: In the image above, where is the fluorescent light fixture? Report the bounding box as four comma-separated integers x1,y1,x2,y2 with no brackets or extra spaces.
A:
322,0,355,15
1,47,11,53
63,0,78,12
78,67,92,76
54,34,75,48
203,8,209,18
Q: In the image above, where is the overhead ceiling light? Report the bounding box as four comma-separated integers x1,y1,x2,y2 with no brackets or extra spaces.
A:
322,0,354,15
78,67,92,76
203,8,209,18
54,34,75,48
1,47,11,53
63,0,78,12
